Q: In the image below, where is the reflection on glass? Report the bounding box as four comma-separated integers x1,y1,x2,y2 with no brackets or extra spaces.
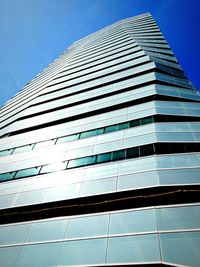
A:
118,122,129,130
66,215,109,239
26,219,67,242
45,183,80,202
141,116,154,125
105,125,118,133
112,150,126,161
0,172,16,182
0,246,22,267
80,130,96,138
59,238,106,266
34,139,56,149
160,232,200,267
15,242,62,267
97,152,112,163
85,155,97,165
15,167,41,179
130,119,140,127
0,224,30,245
95,128,105,135
56,134,80,144
0,115,157,159
107,234,160,264
13,144,34,154
67,157,87,168
157,205,200,231
110,209,157,235
40,162,67,173
80,177,116,196
0,149,12,157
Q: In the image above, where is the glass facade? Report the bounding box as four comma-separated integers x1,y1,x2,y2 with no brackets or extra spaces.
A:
0,12,200,266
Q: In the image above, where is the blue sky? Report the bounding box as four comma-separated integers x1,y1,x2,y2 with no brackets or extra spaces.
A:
0,0,199,107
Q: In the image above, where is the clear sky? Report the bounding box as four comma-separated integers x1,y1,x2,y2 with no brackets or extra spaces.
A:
0,0,199,108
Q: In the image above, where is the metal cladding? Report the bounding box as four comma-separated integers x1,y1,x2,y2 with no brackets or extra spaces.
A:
0,13,200,266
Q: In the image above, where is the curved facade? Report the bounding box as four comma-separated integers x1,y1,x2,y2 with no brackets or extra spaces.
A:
0,13,200,266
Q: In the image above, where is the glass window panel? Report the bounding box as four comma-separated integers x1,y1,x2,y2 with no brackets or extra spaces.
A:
0,172,16,182
107,234,160,264
0,149,12,157
46,183,80,202
157,205,200,231
95,128,105,135
105,124,118,133
56,134,79,144
80,177,116,196
130,119,140,127
110,209,157,235
0,223,30,245
33,139,56,149
112,149,126,161
14,189,47,207
160,232,200,267
12,144,34,154
118,171,158,190
84,163,118,181
80,130,96,139
158,168,200,185
141,116,154,125
156,154,200,169
40,161,67,174
169,143,185,153
140,144,155,156
66,214,109,239
85,155,97,165
185,143,200,153
26,219,67,242
126,147,139,158
15,242,62,267
0,194,17,209
67,157,87,169
154,143,170,155
118,122,129,130
59,238,106,266
97,152,112,163
14,167,41,179
0,246,22,267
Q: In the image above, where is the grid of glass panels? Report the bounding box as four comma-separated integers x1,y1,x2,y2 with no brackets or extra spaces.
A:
1,114,199,157
0,204,199,266
0,142,199,183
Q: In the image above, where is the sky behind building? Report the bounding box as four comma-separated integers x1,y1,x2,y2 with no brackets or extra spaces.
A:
0,0,199,107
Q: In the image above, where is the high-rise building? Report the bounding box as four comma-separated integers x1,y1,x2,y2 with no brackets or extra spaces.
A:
0,12,200,267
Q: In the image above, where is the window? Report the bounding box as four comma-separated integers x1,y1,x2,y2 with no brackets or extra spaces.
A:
67,157,87,169
141,116,154,125
56,134,80,144
85,155,97,165
80,130,96,139
130,119,140,127
126,147,139,158
140,144,155,156
118,122,129,130
0,172,16,182
97,152,112,163
105,125,118,133
112,150,126,161
14,167,41,179
12,144,34,154
40,162,67,174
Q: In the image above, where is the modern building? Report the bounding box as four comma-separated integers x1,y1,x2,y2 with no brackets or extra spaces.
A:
0,12,200,267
